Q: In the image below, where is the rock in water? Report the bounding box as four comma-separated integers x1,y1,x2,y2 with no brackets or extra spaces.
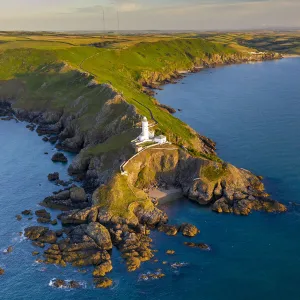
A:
51,153,68,163
93,260,113,277
184,242,211,251
179,223,200,237
0,268,4,275
94,277,113,289
48,172,59,181
21,210,32,216
158,224,178,236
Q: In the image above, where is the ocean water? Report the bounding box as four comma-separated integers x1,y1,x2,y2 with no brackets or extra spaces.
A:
1,58,300,299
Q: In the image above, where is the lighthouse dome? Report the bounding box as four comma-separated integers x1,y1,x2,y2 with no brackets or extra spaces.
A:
142,116,148,122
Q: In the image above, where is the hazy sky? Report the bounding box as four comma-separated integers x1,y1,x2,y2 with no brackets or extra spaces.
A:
0,0,299,31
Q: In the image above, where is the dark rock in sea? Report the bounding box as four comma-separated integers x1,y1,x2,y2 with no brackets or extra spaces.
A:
52,152,68,163
178,109,182,112
94,277,113,289
42,137,49,142
158,224,178,236
44,152,48,155
25,226,57,244
51,219,58,226
179,223,199,237
93,260,113,277
0,268,4,275
140,270,165,281
42,186,88,210
166,250,175,255
37,217,51,224
4,246,13,254
52,279,66,288
16,215,22,221
32,251,40,256
22,210,32,216
69,280,81,289
26,124,36,131
184,242,211,251
49,136,58,144
35,209,51,219
48,172,59,181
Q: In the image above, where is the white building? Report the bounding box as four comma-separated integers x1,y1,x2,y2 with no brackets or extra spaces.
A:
139,116,149,142
154,135,167,144
136,116,167,145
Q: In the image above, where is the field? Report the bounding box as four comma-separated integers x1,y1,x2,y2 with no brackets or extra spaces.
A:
199,31,300,55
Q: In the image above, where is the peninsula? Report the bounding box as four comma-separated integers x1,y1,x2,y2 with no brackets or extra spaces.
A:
0,31,290,287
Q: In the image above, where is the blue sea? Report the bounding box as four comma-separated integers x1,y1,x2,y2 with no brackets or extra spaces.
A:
1,58,300,299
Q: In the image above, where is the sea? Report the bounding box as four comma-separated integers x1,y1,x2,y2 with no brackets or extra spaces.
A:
0,57,300,300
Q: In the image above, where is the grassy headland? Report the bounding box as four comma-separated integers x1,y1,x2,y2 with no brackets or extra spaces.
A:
0,32,288,218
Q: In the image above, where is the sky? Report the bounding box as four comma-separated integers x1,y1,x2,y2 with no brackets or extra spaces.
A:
0,0,299,31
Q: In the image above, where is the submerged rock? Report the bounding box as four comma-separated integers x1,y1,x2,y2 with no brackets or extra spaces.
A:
184,242,211,251
0,268,4,275
22,210,32,216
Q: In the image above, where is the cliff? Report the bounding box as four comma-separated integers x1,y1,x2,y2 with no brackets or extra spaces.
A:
0,36,286,280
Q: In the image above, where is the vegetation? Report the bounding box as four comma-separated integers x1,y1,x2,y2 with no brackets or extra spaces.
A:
0,32,252,155
198,31,300,55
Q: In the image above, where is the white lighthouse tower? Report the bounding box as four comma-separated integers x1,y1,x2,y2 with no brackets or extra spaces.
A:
139,116,149,142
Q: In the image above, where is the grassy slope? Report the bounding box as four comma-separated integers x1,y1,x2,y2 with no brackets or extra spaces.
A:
0,36,244,153
0,32,287,218
201,31,300,55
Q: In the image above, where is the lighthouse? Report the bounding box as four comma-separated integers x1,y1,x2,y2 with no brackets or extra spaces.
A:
139,116,150,141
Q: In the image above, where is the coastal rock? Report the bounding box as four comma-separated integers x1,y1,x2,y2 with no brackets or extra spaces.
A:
59,207,98,225
42,187,89,210
184,242,211,250
51,279,81,289
94,277,113,288
35,209,51,220
93,260,113,277
84,222,112,250
22,210,32,216
166,250,175,255
212,197,232,213
48,172,59,181
52,153,68,163
70,187,87,203
24,226,57,244
158,224,178,236
179,223,199,237
134,206,168,227
0,268,4,275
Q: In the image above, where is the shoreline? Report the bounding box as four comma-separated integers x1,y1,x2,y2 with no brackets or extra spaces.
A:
149,188,183,205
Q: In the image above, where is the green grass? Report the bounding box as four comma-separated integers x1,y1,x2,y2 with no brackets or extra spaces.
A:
0,36,249,154
201,163,228,182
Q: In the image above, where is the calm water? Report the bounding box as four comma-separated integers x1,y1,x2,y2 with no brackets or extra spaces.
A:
1,58,300,299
